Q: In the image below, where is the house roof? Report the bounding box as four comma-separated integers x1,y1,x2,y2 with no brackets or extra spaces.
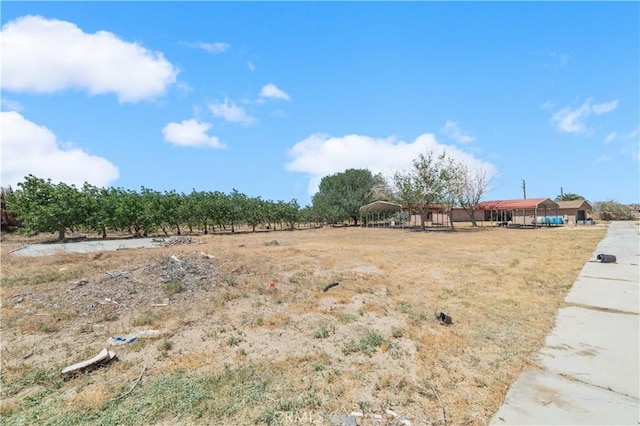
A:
359,200,403,214
556,200,592,210
476,198,559,210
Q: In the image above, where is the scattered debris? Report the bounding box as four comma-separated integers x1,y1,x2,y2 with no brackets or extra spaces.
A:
596,253,617,263
269,281,276,291
98,269,134,282
386,409,398,417
136,330,165,339
331,415,357,426
323,282,340,292
107,336,138,345
436,311,453,325
421,377,446,426
265,239,279,246
170,254,182,263
113,365,146,401
70,279,89,287
156,236,199,247
200,252,215,259
61,348,117,379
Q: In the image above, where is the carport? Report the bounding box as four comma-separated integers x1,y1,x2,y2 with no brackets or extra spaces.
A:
359,201,405,228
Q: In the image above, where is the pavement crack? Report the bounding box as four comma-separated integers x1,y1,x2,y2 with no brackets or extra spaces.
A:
581,275,637,283
563,302,639,316
558,373,639,401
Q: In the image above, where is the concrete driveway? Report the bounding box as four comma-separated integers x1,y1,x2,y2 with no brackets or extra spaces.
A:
491,221,639,425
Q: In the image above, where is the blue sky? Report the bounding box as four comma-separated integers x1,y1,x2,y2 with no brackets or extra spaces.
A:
1,2,638,205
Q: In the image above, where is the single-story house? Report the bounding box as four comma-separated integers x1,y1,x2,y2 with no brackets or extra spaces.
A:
555,199,593,224
475,198,561,226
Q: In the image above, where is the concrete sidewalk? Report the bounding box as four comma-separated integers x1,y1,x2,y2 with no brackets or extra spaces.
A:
491,221,640,425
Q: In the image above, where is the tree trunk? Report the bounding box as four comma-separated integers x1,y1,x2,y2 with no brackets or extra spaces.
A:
101,224,107,239
420,212,427,231
176,222,181,236
58,228,66,241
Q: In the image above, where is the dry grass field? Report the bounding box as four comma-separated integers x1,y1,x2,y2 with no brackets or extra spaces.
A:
0,223,607,425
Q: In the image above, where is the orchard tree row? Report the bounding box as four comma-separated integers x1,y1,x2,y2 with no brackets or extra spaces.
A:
4,175,307,240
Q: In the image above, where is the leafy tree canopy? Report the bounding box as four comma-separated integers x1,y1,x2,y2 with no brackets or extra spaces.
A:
312,168,376,225
555,192,585,201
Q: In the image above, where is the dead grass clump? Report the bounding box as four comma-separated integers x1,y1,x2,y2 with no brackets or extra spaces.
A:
95,304,119,323
170,352,217,371
133,310,163,328
63,384,114,412
263,312,291,328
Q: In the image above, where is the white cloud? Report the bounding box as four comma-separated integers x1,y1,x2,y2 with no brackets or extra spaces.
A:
551,98,619,134
176,82,194,94
440,120,475,143
1,15,178,103
248,61,255,71
286,132,496,196
1,98,23,112
551,101,592,134
208,98,255,125
594,155,609,164
260,83,291,101
182,41,230,54
531,50,569,69
540,101,555,110
0,111,119,187
162,119,225,149
627,127,639,140
592,100,618,115
604,132,617,144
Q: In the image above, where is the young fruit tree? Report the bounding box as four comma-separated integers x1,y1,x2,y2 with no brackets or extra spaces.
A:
457,165,493,227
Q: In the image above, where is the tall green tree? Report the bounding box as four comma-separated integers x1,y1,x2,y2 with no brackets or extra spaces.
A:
244,196,266,232
228,189,246,233
9,175,86,240
279,199,300,229
312,168,376,225
81,183,116,239
392,151,453,231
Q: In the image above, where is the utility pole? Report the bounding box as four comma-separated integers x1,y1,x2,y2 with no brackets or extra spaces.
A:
522,179,527,199
560,187,564,200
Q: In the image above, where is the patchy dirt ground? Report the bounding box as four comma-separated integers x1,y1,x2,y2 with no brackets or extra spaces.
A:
0,224,607,425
